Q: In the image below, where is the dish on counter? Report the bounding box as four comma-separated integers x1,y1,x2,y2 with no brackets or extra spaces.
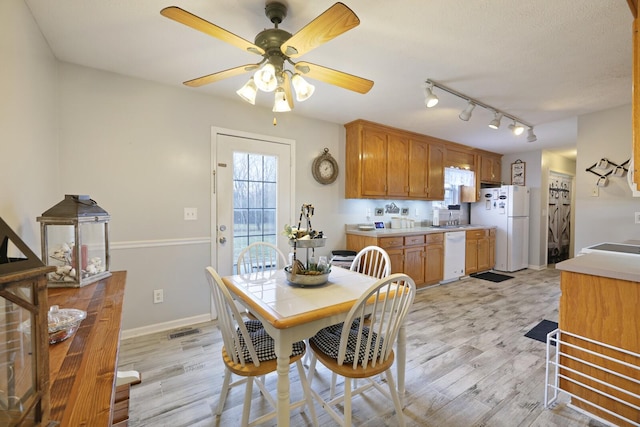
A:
358,224,375,230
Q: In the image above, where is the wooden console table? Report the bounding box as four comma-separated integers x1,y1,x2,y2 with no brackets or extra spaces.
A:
48,271,127,426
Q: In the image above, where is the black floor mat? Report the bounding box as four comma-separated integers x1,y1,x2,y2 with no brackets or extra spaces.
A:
525,320,558,345
470,271,514,282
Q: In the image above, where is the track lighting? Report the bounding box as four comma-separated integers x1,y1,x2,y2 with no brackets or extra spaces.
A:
424,78,535,142
459,102,475,121
509,121,525,136
488,112,502,129
424,83,439,108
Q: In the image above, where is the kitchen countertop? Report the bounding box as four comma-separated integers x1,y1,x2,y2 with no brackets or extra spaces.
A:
556,252,640,283
345,224,495,237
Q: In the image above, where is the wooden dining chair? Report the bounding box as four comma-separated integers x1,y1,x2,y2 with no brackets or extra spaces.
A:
204,266,318,427
306,273,416,427
237,241,287,274
349,245,391,279
322,245,391,395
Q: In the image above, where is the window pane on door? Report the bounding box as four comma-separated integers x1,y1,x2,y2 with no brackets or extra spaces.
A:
232,152,279,267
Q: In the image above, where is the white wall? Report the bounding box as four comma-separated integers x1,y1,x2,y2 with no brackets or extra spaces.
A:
574,104,640,251
0,0,58,248
501,151,544,268
5,1,637,334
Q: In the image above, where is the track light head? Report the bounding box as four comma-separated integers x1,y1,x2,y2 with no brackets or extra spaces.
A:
424,83,439,108
458,102,475,121
509,121,525,136
488,112,502,129
527,127,537,143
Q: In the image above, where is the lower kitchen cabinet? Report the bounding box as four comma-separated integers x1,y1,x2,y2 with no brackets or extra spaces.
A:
347,232,442,287
465,229,492,275
424,233,444,285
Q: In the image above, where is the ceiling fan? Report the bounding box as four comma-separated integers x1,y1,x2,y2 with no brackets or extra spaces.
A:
160,2,373,112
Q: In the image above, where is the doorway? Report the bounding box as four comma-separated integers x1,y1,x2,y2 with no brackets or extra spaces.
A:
547,171,572,264
211,128,295,278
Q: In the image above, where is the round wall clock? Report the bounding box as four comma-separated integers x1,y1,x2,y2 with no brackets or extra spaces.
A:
312,148,339,185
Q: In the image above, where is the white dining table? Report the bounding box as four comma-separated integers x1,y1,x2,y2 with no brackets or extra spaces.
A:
222,266,408,427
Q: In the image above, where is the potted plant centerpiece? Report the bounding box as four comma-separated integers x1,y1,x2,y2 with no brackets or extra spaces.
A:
283,204,330,286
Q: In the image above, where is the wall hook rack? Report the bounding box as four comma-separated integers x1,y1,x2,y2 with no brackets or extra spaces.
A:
585,158,630,187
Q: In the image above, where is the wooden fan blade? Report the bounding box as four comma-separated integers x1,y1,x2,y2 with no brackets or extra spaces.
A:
280,2,360,58
282,72,294,110
184,64,259,87
294,61,373,94
161,6,264,56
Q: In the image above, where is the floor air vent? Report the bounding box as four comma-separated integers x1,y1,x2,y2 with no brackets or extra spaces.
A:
168,328,201,340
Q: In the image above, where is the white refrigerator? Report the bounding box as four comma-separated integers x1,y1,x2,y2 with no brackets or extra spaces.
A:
471,185,530,272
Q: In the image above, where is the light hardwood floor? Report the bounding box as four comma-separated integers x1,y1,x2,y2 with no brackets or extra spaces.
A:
118,267,607,426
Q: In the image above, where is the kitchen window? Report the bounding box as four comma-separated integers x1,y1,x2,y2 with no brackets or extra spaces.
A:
442,167,474,207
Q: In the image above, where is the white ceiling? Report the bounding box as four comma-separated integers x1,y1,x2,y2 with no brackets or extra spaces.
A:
24,0,634,159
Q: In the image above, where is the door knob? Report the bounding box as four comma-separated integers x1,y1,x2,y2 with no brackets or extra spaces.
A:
219,237,227,244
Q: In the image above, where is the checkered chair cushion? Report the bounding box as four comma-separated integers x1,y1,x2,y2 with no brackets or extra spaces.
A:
310,319,384,364
237,319,305,363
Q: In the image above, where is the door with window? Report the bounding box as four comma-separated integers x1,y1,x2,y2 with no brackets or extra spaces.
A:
212,129,294,277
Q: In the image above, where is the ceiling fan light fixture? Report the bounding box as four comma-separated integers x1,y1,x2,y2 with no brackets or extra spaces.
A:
291,74,315,102
236,79,258,105
253,63,278,92
424,84,439,108
458,102,475,121
509,121,525,136
527,127,537,143
272,88,291,112
488,112,502,129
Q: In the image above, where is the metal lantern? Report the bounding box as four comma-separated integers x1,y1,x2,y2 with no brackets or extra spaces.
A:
37,195,111,288
0,216,54,426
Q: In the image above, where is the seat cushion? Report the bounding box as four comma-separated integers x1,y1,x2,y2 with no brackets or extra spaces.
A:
237,319,305,362
310,319,384,364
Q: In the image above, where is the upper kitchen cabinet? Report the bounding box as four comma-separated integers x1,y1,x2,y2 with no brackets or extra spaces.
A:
479,153,502,184
345,120,444,200
445,146,476,170
408,138,445,200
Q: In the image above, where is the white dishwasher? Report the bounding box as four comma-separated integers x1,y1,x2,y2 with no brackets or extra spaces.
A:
442,231,466,283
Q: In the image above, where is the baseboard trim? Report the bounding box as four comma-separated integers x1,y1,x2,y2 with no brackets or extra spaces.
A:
528,264,548,271
121,313,212,340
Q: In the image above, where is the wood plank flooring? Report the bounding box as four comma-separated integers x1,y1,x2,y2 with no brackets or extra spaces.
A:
118,268,607,426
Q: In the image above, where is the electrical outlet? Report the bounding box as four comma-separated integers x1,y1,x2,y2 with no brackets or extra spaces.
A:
635,212,640,224
591,187,599,197
184,207,198,220
153,289,163,304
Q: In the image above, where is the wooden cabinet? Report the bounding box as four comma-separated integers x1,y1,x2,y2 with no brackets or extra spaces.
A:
558,268,640,426
48,272,127,426
465,229,492,275
345,120,448,200
633,16,639,188
424,233,444,285
358,125,387,197
350,232,444,287
480,154,502,184
428,143,445,200
378,236,406,273
488,228,496,269
387,132,410,197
